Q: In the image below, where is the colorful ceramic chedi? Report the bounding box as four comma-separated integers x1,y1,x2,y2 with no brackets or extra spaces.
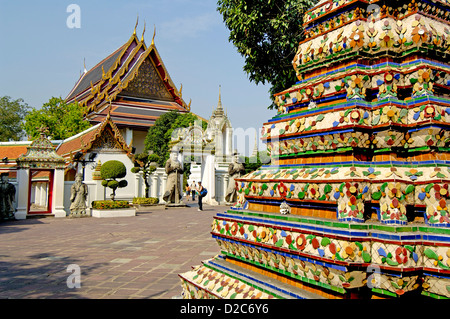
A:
179,0,450,299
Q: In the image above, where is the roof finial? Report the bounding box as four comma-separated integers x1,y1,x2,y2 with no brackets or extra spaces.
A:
133,15,139,35
141,20,146,42
83,58,87,74
218,85,223,110
151,24,156,46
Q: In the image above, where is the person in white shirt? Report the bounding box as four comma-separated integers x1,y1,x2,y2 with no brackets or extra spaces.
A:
191,181,197,201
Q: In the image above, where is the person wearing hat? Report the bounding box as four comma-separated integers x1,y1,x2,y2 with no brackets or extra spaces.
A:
196,181,205,211
190,181,196,201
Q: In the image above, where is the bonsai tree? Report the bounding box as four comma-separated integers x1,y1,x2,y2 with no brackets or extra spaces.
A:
100,160,128,201
131,152,160,198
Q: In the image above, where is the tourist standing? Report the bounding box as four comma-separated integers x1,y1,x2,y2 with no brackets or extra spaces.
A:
191,181,196,201
185,184,191,200
196,181,204,211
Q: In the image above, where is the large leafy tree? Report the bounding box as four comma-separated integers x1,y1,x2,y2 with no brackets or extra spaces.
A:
24,97,91,140
0,96,30,141
144,111,207,167
217,0,316,109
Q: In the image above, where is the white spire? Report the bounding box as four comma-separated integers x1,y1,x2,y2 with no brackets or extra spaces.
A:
215,85,224,117
218,85,223,110
251,133,259,157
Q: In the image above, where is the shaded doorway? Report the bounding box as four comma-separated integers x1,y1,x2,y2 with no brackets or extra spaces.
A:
28,169,54,215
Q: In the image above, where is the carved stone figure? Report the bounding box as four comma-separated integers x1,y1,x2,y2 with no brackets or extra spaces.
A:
163,150,184,204
225,153,246,204
69,173,88,217
0,173,16,221
280,201,291,215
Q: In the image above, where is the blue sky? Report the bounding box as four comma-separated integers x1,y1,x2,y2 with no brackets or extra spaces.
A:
0,0,277,155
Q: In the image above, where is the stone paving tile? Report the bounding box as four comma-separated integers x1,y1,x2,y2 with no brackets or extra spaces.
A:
0,201,222,299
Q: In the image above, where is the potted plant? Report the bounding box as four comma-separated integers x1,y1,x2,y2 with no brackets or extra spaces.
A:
101,160,128,201
91,160,136,218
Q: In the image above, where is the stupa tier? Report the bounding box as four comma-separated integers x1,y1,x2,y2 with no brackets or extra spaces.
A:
179,0,450,299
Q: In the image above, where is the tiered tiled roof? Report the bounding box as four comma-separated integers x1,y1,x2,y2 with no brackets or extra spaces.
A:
0,142,32,177
56,113,135,167
66,26,190,130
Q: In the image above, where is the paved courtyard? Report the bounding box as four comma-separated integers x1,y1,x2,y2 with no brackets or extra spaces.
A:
0,200,224,299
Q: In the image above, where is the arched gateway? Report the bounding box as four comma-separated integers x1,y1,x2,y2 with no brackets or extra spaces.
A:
15,131,66,219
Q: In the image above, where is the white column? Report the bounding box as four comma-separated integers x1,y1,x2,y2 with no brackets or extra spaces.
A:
151,173,158,198
41,183,47,208
226,127,233,156
161,170,168,203
30,184,36,205
204,154,218,205
216,132,223,157
15,169,30,219
53,169,67,218
34,183,41,207
125,128,133,146
134,172,141,198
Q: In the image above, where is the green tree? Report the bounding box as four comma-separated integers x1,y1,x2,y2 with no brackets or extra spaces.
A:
100,160,128,201
217,0,316,109
0,96,30,141
24,97,91,140
131,152,160,198
144,111,207,167
240,150,271,175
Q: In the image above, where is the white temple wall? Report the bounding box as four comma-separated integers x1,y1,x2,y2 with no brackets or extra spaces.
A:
214,163,229,204
80,151,142,201
63,180,98,216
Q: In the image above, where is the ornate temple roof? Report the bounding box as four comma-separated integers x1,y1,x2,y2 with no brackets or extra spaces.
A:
66,24,190,130
16,133,66,169
56,112,135,168
0,142,32,175
207,87,232,132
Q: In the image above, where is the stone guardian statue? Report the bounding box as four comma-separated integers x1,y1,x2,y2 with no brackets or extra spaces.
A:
69,173,88,217
163,150,184,204
225,152,246,204
0,173,16,221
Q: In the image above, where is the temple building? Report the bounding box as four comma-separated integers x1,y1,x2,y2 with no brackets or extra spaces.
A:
65,23,191,154
169,88,235,205
180,0,450,299
204,86,233,161
0,22,198,218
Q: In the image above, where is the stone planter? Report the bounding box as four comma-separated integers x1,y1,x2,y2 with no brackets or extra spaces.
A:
133,204,166,210
91,207,136,218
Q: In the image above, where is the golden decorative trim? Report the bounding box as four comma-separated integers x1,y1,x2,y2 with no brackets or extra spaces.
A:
151,25,156,46
78,27,191,113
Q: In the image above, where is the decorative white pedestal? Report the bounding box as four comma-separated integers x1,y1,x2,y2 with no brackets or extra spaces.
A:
91,208,136,218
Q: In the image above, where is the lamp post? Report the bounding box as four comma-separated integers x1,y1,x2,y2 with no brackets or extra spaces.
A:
72,152,97,180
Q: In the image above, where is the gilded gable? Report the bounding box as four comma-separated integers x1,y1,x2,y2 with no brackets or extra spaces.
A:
121,58,173,101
